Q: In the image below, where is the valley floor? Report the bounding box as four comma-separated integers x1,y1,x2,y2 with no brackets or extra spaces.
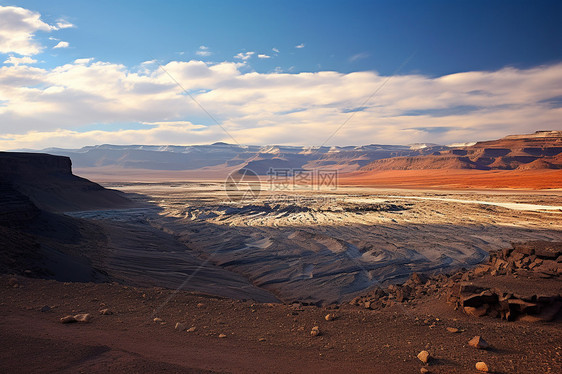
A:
1,275,560,374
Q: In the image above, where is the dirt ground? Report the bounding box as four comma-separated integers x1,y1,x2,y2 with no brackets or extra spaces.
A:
1,275,560,374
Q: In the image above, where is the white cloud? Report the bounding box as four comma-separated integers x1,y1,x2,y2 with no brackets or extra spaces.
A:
272,48,280,53
141,120,206,129
196,45,211,57
3,56,37,65
55,20,74,29
295,43,305,49
53,41,69,49
0,5,56,55
234,51,254,61
258,54,271,59
349,52,369,62
0,55,561,150
74,58,94,64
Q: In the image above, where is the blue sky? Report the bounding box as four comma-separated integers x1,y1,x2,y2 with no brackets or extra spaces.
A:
10,0,561,74
0,1,561,149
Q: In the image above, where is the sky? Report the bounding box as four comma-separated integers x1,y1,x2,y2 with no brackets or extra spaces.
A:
0,0,561,149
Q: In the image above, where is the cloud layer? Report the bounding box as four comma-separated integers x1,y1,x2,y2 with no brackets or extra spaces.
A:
0,5,560,150
1,57,561,150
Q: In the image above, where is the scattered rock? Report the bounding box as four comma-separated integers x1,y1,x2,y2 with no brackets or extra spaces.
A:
60,315,76,324
40,305,51,313
175,322,186,331
420,368,430,374
153,317,163,323
186,327,197,333
258,337,266,342
74,313,92,323
411,272,428,285
310,326,321,337
8,278,18,288
446,327,459,333
325,313,336,321
464,305,488,317
417,350,430,364
475,361,489,372
218,333,227,338
99,308,113,315
196,303,205,308
468,336,489,349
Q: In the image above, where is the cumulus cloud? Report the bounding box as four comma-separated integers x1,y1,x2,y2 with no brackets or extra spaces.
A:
295,43,305,49
195,45,211,57
258,54,271,59
0,5,56,55
3,56,37,65
53,41,69,49
234,51,254,61
0,57,561,150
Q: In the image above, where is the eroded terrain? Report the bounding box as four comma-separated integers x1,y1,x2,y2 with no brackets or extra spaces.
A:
67,183,562,305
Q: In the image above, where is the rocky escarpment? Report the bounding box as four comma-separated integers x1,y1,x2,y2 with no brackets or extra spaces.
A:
0,152,130,280
0,152,131,211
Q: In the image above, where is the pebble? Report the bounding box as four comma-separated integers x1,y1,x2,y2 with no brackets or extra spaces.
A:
197,303,205,308
218,333,227,338
417,350,430,364
99,308,113,315
40,305,51,313
258,337,266,342
475,361,489,372
60,315,76,324
420,368,430,374
8,278,18,288
153,317,163,323
446,327,459,333
310,326,321,337
325,313,336,321
186,327,197,332
175,322,186,331
468,336,489,349
74,313,92,323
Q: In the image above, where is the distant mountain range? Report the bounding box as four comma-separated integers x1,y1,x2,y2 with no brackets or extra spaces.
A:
25,131,562,176
362,130,562,172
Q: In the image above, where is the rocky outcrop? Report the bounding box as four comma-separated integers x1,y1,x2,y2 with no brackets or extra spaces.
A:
351,241,562,322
